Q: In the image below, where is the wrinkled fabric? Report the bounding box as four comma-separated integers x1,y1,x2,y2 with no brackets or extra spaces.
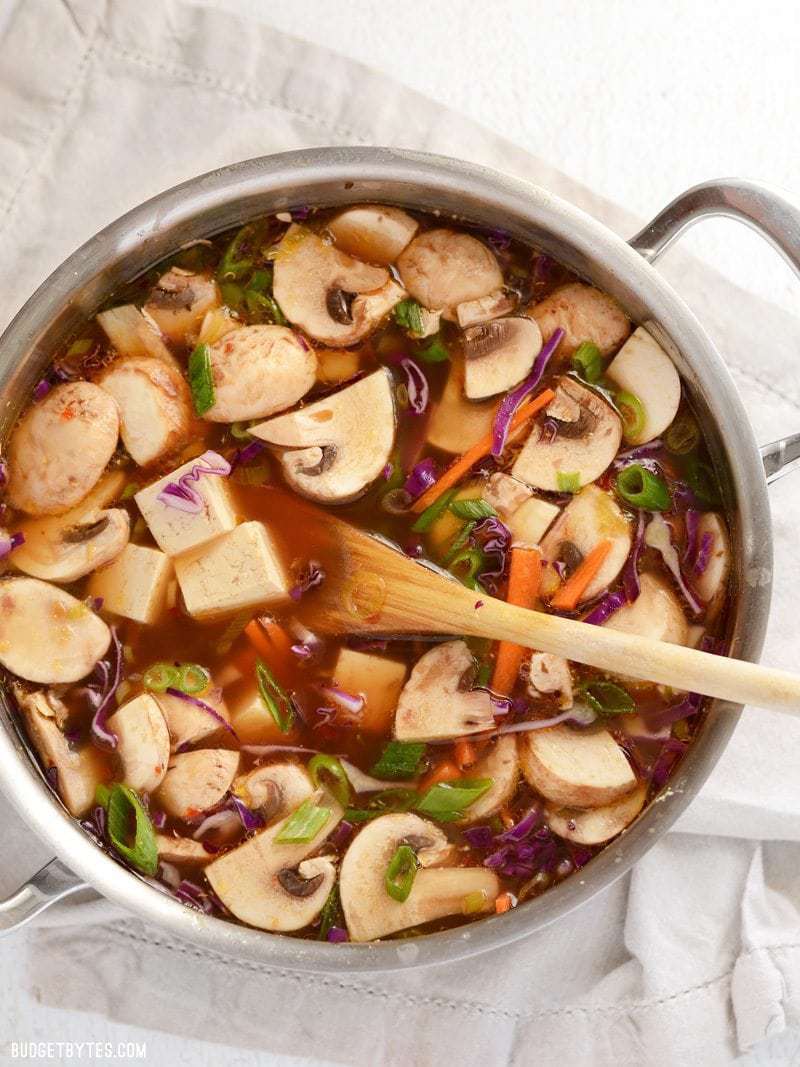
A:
2,2,800,1064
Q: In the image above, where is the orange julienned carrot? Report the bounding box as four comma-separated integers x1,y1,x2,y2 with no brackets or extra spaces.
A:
549,540,613,611
495,892,514,915
454,739,478,770
245,618,292,664
411,388,555,514
491,546,543,695
419,760,461,792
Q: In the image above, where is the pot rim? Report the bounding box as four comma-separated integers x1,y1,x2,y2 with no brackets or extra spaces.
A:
0,147,772,971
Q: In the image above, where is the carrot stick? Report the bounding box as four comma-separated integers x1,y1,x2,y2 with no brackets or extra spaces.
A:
454,739,478,770
419,760,461,791
495,892,514,915
411,388,555,513
491,547,543,695
550,540,613,611
245,618,292,665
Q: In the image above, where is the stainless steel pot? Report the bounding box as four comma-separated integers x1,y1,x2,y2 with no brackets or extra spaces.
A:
1,148,799,971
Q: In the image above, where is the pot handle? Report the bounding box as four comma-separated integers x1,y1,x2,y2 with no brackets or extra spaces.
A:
630,178,800,482
0,858,88,937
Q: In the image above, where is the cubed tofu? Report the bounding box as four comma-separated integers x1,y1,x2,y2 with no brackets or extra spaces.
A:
88,543,173,624
175,521,289,620
135,457,238,557
506,497,561,546
227,680,301,744
331,648,407,733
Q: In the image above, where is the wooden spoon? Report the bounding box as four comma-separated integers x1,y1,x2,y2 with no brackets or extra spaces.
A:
265,489,800,713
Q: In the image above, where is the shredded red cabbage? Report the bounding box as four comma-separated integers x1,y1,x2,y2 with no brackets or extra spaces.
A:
87,628,123,750
174,879,223,915
399,357,429,415
583,590,627,626
290,205,311,221
381,462,393,480
0,531,24,560
693,531,714,576
403,457,438,500
157,451,232,514
645,691,703,732
151,810,167,829
33,378,51,401
289,561,326,601
0,457,7,489
164,686,239,739
227,793,265,833
683,508,700,565
330,819,355,850
231,440,266,468
613,440,664,466
484,227,511,252
491,327,564,457
327,926,349,943
621,511,646,603
466,806,565,879
318,685,364,716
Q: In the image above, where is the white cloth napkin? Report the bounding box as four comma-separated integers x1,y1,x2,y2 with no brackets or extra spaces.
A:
2,2,800,1063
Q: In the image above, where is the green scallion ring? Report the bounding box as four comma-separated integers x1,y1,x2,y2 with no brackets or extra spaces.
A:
664,411,700,455
385,844,419,903
307,754,351,807
179,663,211,695
571,341,603,383
142,662,181,693
615,463,671,511
615,390,646,442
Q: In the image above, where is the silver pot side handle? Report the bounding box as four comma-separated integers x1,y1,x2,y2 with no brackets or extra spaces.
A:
0,858,88,937
630,178,800,483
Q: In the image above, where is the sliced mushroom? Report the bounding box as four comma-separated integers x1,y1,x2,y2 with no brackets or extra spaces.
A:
397,229,503,320
605,327,681,444
107,693,170,793
0,578,110,683
527,653,574,709
456,288,518,329
518,725,637,807
96,304,177,367
205,788,343,932
603,572,689,645
511,376,622,492
17,689,103,817
155,748,240,820
692,512,731,622
327,205,419,264
529,282,631,359
97,356,191,466
462,317,541,400
273,225,403,346
481,472,533,517
427,359,497,455
340,813,499,941
154,687,231,752
456,737,519,824
545,781,647,846
143,268,221,344
395,640,495,741
506,498,561,547
234,762,313,823
540,485,631,602
203,325,317,422
250,368,396,504
315,348,361,385
156,833,213,866
6,382,120,516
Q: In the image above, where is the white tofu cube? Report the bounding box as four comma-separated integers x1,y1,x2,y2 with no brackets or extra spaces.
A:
507,497,561,546
332,648,407,733
135,454,238,557
88,543,173,624
175,521,289,620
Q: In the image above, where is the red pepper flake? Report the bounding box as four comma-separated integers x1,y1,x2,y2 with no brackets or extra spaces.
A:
474,600,484,610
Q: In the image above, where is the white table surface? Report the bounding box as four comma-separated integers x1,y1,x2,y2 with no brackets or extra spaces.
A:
2,1,799,1064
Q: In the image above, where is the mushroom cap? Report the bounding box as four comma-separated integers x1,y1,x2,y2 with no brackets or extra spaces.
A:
155,748,240,820
205,789,343,932
154,686,231,752
604,572,689,645
11,505,129,584
527,652,574,710
97,356,192,466
511,376,622,492
456,736,519,825
462,317,541,400
327,205,419,264
204,325,317,422
340,813,499,941
518,725,637,808
155,832,214,866
529,282,631,359
7,382,120,516
96,304,178,368
394,640,495,741
426,358,498,455
540,485,631,603
234,762,314,823
605,327,681,445
0,578,111,684
143,268,220,344
545,781,647,846
692,512,730,622
456,288,518,329
397,229,503,318
250,368,396,504
107,693,171,793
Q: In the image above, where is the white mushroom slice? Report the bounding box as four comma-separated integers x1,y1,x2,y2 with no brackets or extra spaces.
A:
205,789,343,932
462,317,541,400
154,687,230,752
540,485,631,602
529,282,631,360
315,348,361,385
0,578,110,683
482,472,534,517
155,749,240,820
250,369,396,504
143,268,220,343
692,512,731,622
97,357,191,466
340,813,499,941
394,640,495,741
107,693,170,793
506,498,561,546
546,782,647,846
96,304,177,366
156,833,213,866
11,506,129,583
6,382,120,516
511,376,622,492
527,653,574,710
426,359,497,455
234,762,313,823
456,288,518,329
17,690,103,817
273,225,399,346
327,205,419,264
397,229,503,320
604,572,689,645
456,737,519,825
605,327,681,444
518,725,637,807
203,325,317,422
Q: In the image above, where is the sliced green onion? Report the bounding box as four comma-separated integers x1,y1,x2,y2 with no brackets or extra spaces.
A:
344,788,418,823
615,464,670,510
447,547,486,590
443,521,477,566
143,662,181,693
217,222,259,282
245,289,287,326
664,411,700,455
188,343,215,416
572,341,603,383
385,844,419,902
584,681,635,715
417,336,450,363
308,754,350,806
95,783,111,808
219,281,244,310
275,797,332,844
449,498,497,520
120,482,139,500
556,471,581,493
393,299,425,336
66,337,94,358
616,390,646,442
247,268,272,293
685,457,721,506
230,422,254,441
475,661,492,688
255,659,295,734
415,778,493,822
318,885,342,940
411,487,458,532
179,663,210,695
105,784,158,875
370,741,427,781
